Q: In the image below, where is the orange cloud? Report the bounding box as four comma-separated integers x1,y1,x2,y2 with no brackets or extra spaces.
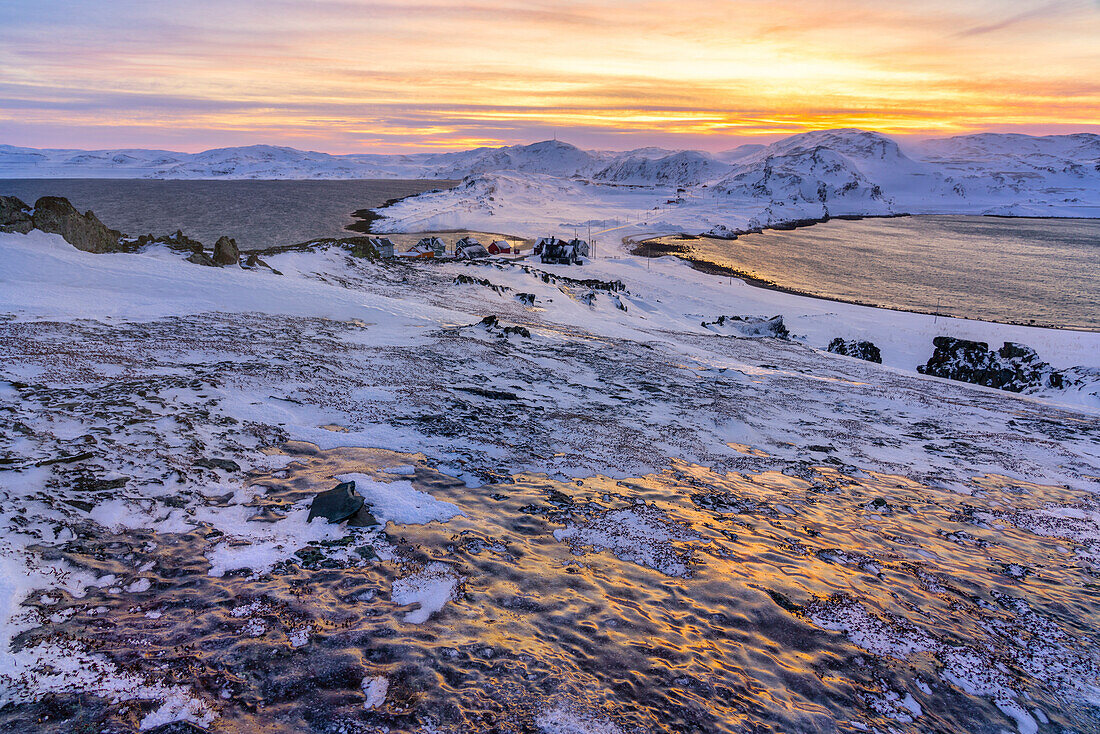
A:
1,0,1097,151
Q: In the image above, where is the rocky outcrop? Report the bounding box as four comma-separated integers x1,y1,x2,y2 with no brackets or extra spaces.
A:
29,196,124,253
702,314,789,338
131,229,205,252
212,236,240,265
828,338,882,363
0,196,34,234
917,337,1065,392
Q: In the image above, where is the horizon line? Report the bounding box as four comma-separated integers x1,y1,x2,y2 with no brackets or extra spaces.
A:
5,127,1100,158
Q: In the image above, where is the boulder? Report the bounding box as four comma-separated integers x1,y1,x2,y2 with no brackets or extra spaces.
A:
186,250,219,267
31,196,123,253
307,481,365,523
0,195,33,234
917,336,1064,392
827,338,882,363
244,253,283,275
212,235,240,265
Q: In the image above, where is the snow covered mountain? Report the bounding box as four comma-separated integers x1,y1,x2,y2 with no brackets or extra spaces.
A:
592,150,728,186
371,129,1100,237
3,129,1099,236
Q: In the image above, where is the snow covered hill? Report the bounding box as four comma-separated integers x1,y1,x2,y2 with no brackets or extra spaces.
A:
374,129,1100,237
3,130,1099,236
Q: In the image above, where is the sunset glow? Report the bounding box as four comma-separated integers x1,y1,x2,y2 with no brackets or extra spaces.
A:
2,0,1099,151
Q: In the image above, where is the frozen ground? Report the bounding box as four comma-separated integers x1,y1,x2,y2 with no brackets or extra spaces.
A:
0,230,1098,732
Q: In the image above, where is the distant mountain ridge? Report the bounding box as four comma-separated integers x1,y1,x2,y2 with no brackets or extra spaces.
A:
4,130,1098,184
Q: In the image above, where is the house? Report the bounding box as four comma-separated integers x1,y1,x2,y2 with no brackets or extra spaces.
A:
534,236,566,256
568,239,590,257
367,237,395,258
455,236,490,259
401,240,435,259
488,239,512,255
417,236,446,257
540,238,581,265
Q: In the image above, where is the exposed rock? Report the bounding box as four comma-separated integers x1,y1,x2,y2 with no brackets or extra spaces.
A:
132,229,204,252
702,314,789,338
186,251,219,267
243,253,283,275
0,195,34,234
30,196,124,253
212,236,240,265
827,338,882,363
346,505,381,528
917,337,1064,392
455,273,511,294
474,314,530,338
308,481,365,523
193,457,241,472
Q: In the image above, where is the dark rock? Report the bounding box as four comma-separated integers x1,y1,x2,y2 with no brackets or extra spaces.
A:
456,386,520,401
243,253,283,275
346,505,381,528
473,314,529,338
827,338,882,363
308,481,365,523
30,196,123,253
515,292,537,306
212,235,240,265
917,336,1065,392
152,229,205,252
193,457,241,472
0,195,33,233
144,722,212,734
702,314,789,338
186,251,219,267
502,325,531,338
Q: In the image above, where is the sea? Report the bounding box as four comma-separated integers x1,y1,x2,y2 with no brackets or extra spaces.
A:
0,178,453,250
654,215,1100,330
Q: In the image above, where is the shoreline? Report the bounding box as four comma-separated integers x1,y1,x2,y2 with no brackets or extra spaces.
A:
357,193,1097,333
628,235,1099,335
347,181,460,234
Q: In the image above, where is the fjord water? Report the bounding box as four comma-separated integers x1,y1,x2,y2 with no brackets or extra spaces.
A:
0,178,451,249
673,215,1100,330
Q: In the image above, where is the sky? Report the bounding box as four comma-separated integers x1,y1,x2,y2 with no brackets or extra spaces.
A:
1,0,1098,153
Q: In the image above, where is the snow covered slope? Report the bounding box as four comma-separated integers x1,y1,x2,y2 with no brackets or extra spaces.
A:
2,229,1099,732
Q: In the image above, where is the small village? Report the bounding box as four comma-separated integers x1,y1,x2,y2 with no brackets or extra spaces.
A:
365,235,591,265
